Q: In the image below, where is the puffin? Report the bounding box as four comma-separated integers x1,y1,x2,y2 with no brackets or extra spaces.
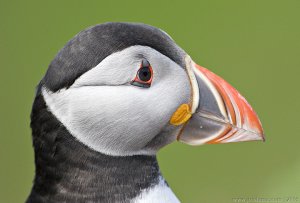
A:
27,22,264,203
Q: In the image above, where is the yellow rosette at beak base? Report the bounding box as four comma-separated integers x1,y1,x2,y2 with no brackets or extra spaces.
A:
170,104,192,126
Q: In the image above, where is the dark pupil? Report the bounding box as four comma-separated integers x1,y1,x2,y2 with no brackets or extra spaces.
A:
138,67,151,82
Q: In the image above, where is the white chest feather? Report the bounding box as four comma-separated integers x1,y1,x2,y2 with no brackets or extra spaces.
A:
131,177,180,203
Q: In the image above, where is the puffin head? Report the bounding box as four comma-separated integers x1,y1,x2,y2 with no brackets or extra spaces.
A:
39,22,264,156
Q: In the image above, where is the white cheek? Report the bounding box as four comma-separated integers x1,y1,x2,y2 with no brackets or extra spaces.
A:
43,76,189,156
42,46,191,156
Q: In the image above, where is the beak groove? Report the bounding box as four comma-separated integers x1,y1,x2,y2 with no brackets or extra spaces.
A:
175,57,265,145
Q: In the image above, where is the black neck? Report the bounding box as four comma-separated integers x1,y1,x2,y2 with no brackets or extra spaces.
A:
27,91,160,203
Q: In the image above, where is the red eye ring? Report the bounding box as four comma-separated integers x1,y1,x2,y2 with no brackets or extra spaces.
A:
131,59,153,88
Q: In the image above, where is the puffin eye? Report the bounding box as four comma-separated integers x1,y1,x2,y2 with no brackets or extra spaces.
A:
138,67,151,82
131,59,153,88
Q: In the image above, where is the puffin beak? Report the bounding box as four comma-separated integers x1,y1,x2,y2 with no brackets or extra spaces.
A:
172,56,265,145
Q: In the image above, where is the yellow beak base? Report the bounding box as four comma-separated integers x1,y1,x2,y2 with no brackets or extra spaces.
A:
170,104,192,126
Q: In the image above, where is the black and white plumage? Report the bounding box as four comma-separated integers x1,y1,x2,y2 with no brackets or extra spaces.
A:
27,22,264,203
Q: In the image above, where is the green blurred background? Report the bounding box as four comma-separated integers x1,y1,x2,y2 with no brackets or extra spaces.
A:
1,0,299,202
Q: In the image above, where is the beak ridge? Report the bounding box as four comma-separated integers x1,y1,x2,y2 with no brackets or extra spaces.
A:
176,60,265,145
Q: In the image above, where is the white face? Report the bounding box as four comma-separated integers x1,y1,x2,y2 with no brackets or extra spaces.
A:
42,45,191,156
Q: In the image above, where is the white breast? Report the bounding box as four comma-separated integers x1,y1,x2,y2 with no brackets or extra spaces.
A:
132,177,180,203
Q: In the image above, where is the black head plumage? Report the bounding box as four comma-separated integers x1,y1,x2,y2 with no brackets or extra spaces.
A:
43,22,185,92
